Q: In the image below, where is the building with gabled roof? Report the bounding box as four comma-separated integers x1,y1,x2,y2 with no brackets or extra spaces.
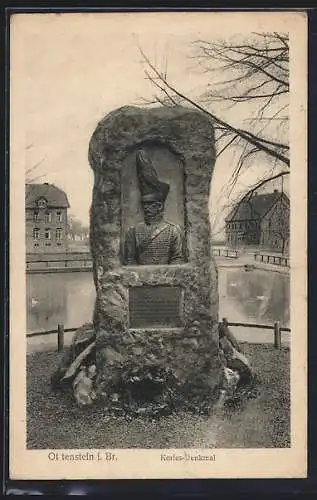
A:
26,183,70,254
225,189,290,253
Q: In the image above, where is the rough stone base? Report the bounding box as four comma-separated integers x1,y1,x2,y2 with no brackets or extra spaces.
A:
51,322,259,419
94,325,223,416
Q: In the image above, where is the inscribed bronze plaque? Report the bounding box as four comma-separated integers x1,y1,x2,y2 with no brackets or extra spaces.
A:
129,286,183,328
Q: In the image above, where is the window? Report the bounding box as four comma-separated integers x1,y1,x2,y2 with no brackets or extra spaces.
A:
56,211,63,222
44,211,52,223
33,228,40,240
33,211,40,222
44,228,51,240
37,198,47,209
56,228,63,240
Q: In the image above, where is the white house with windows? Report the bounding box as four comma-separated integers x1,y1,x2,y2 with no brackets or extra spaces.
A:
25,183,70,254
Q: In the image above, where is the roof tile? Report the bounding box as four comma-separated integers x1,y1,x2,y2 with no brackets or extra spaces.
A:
25,183,70,209
226,192,288,221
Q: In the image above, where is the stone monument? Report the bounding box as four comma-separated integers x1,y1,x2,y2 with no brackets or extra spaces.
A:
88,105,222,412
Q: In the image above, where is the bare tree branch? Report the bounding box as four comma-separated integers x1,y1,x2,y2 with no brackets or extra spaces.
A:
216,134,239,158
138,35,289,167
138,32,290,240
247,171,289,196
25,155,47,181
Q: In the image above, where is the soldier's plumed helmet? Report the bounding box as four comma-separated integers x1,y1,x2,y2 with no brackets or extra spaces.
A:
136,150,170,203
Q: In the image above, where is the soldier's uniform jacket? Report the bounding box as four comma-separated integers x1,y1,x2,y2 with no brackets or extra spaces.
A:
124,219,184,265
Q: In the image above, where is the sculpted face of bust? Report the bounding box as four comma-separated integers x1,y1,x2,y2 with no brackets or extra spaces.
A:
142,200,165,225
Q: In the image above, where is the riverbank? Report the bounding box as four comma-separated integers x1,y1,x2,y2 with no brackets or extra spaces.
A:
27,325,290,354
26,248,289,274
213,246,290,275
27,263,290,346
217,262,290,275
27,343,290,449
215,256,290,275
26,251,92,273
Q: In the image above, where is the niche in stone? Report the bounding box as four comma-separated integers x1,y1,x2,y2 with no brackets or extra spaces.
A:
121,144,187,265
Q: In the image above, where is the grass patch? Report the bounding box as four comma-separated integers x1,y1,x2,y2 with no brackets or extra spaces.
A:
27,343,290,449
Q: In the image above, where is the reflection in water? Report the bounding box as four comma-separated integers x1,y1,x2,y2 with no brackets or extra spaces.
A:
27,267,290,334
27,272,96,333
218,267,290,328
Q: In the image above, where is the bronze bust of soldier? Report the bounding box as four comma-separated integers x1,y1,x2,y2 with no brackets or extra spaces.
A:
124,150,185,265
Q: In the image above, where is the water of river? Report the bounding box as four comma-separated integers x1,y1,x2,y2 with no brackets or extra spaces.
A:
27,266,290,349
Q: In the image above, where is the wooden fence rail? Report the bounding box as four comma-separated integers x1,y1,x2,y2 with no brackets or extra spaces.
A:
254,253,289,267
27,318,290,352
26,260,93,273
212,249,239,258
221,318,288,351
212,248,289,267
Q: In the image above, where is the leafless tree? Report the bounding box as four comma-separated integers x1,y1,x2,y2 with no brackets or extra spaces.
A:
269,204,290,255
67,215,89,241
139,32,288,168
271,221,289,255
138,32,290,239
25,142,50,206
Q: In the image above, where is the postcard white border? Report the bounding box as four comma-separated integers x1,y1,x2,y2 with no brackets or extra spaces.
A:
9,11,307,479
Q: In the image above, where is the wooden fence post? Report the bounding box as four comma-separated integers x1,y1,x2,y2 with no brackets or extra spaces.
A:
274,321,281,349
57,323,65,352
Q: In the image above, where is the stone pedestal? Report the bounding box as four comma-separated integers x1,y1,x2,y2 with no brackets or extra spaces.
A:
88,106,222,412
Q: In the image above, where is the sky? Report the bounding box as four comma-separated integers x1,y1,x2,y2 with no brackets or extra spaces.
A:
12,12,290,237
